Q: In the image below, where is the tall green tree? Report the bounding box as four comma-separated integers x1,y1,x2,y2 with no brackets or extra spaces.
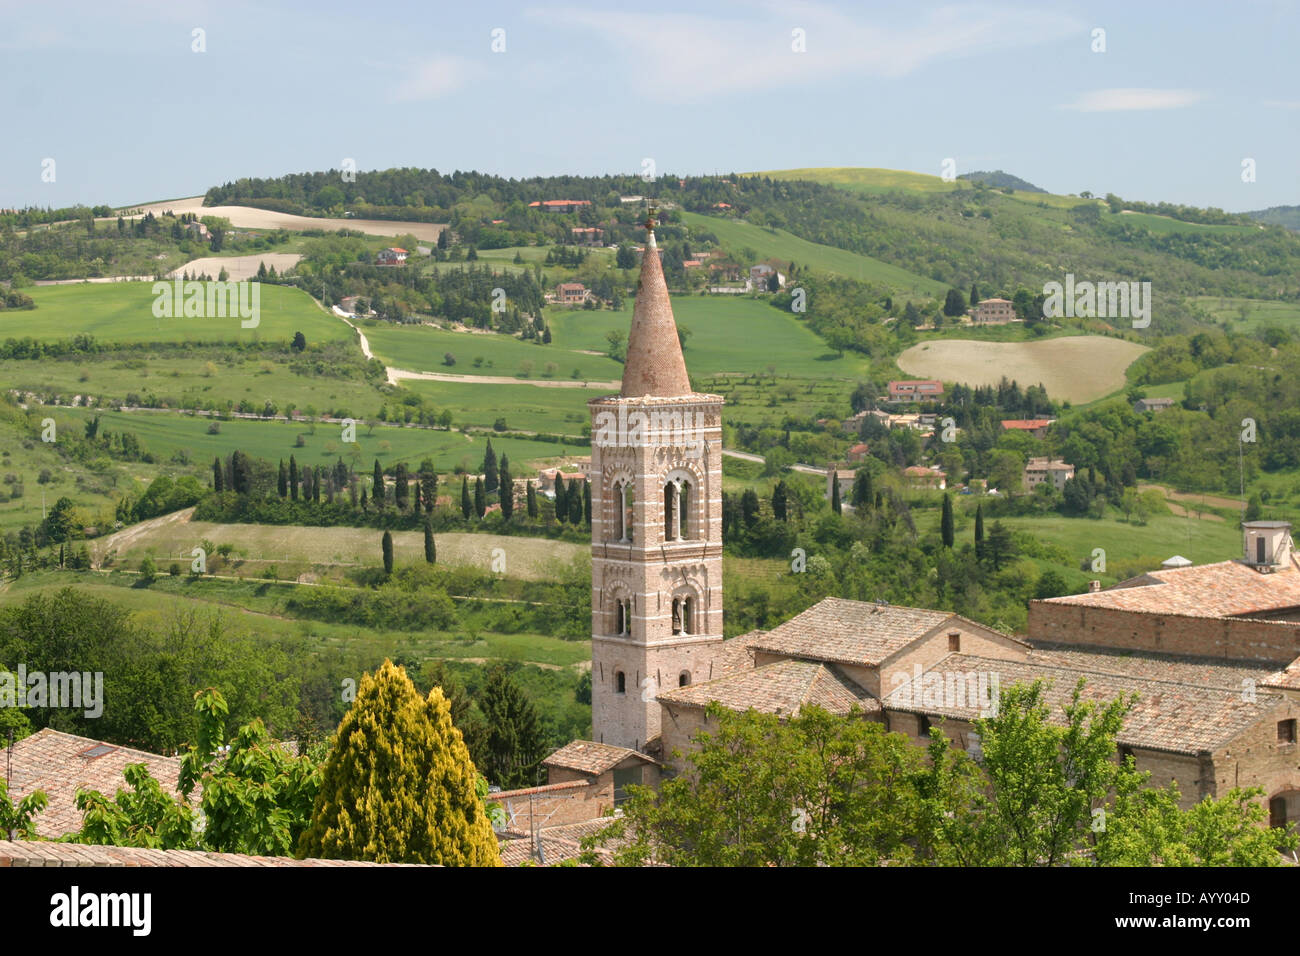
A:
483,440,498,493
289,455,299,501
372,460,385,510
499,456,514,520
772,479,788,522
478,666,546,790
474,477,486,518
394,462,410,510
297,660,501,866
278,459,288,498
382,531,394,576
554,475,568,524
569,482,585,524
943,288,966,317
212,456,224,492
974,502,985,559
526,481,538,519
831,476,842,515
851,469,872,509
461,476,472,519
424,518,436,564
583,479,592,526
940,493,954,548
419,459,438,513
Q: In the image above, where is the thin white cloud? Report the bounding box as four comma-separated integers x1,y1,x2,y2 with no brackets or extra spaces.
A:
1263,99,1300,109
1059,88,1204,112
391,56,477,102
529,2,1083,98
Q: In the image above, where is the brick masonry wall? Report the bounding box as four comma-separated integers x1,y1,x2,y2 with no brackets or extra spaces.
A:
1029,601,1300,664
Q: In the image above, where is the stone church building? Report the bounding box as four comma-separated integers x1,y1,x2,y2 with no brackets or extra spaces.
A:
523,215,1300,861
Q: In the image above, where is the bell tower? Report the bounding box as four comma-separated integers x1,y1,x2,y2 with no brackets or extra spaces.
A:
589,211,724,753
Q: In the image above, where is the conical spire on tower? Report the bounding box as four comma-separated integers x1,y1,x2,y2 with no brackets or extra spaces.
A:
620,210,692,398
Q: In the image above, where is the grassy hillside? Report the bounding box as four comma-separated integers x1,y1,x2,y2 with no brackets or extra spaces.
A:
12,282,349,345
680,211,947,297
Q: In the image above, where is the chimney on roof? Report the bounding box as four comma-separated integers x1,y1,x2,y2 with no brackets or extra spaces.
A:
1088,580,1102,592
1242,520,1293,572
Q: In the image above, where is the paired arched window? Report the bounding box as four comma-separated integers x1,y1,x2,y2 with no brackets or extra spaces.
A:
611,480,635,543
671,595,696,636
663,478,693,541
613,597,632,637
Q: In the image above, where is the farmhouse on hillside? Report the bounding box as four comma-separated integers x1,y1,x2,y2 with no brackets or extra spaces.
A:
1024,457,1076,492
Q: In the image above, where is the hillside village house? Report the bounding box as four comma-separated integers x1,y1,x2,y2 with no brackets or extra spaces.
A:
1134,397,1177,413
846,442,870,463
749,263,785,289
972,297,1016,324
570,227,604,246
555,282,589,305
887,379,944,403
1000,418,1055,439
1024,457,1076,492
826,467,857,502
185,221,209,241
903,465,947,490
376,247,407,265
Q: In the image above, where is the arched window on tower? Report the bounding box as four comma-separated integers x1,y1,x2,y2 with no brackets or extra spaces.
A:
663,482,676,541
679,671,691,687
683,596,695,635
611,481,625,541
615,671,626,694
663,478,693,541
613,598,631,636
622,483,635,544
671,597,682,635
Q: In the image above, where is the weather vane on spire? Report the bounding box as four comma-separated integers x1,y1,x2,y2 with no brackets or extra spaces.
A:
643,203,658,233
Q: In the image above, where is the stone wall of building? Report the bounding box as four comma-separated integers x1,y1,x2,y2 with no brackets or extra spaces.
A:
1028,600,1300,664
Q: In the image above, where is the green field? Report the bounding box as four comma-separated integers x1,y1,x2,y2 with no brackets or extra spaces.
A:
403,379,596,435
50,406,585,475
0,572,590,668
94,519,589,582
1116,211,1259,237
1190,296,1300,331
680,211,947,297
364,321,622,380
12,282,351,345
548,296,872,378
751,167,1091,212
0,352,382,417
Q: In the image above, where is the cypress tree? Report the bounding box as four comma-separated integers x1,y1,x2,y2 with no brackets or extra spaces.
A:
296,660,501,866
313,473,321,503
289,455,299,501
474,477,486,518
554,475,568,524
499,455,513,520
278,460,288,498
831,476,842,514
360,486,368,511
941,493,954,548
569,483,584,524
373,460,385,509
394,462,409,510
413,481,423,514
478,665,546,790
772,479,788,521
424,518,436,564
583,479,592,527
852,469,872,509
483,440,498,493
975,502,985,560
212,456,224,492
526,481,538,519
461,477,472,519
382,531,394,575
419,459,438,512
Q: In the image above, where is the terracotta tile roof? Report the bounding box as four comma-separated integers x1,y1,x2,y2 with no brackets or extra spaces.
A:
884,652,1285,755
1028,642,1276,691
1001,419,1054,430
7,729,187,839
541,740,655,775
708,629,765,678
0,840,422,867
1263,662,1300,690
1037,558,1300,618
659,658,879,717
750,597,968,666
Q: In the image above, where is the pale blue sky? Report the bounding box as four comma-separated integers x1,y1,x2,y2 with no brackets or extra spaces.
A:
2,0,1296,210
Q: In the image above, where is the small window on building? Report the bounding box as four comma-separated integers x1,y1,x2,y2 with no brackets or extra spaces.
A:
948,632,960,652
1279,719,1297,744
917,715,931,736
615,671,626,694
679,671,690,687
1118,745,1135,764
